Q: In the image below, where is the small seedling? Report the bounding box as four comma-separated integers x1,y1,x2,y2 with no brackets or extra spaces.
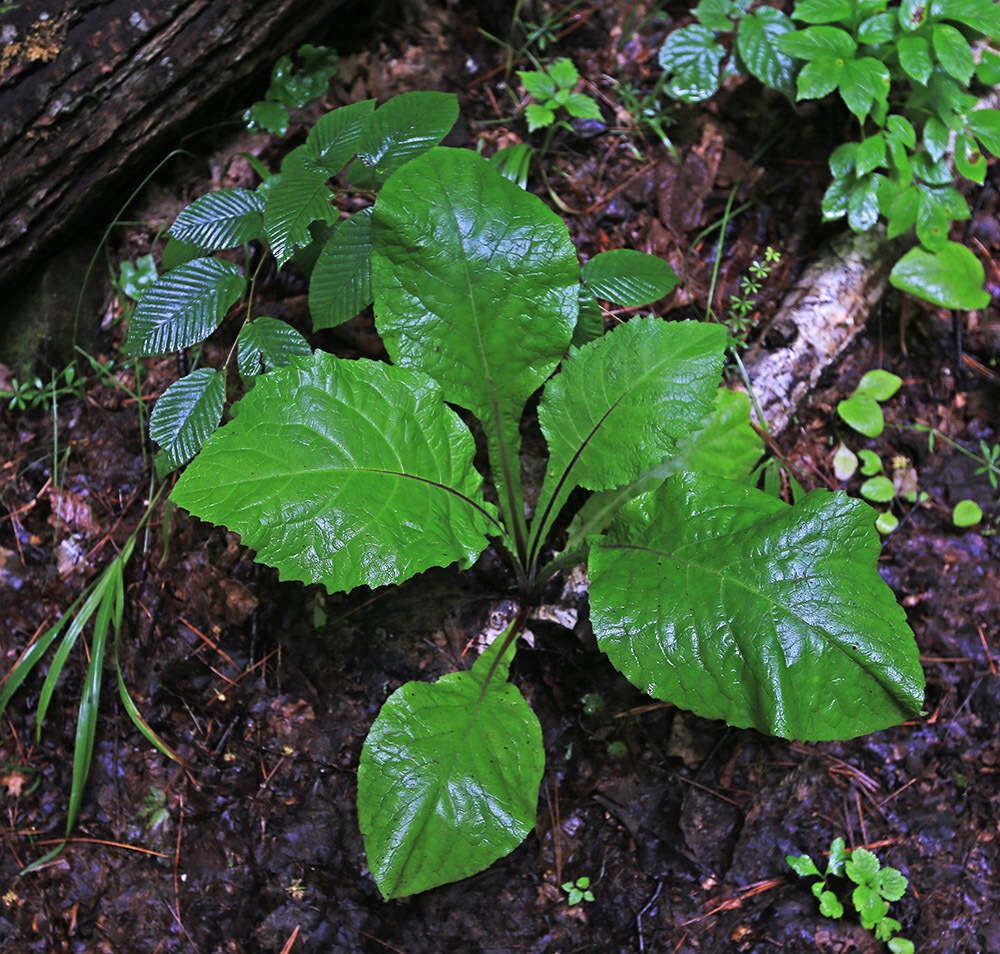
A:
244,44,339,136
517,58,602,132
838,370,902,438
728,246,781,342
787,837,913,953
561,876,595,905
952,499,983,527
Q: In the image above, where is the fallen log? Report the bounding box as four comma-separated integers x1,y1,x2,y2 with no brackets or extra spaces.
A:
0,0,346,292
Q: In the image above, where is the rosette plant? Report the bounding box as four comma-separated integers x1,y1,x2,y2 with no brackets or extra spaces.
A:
122,91,924,899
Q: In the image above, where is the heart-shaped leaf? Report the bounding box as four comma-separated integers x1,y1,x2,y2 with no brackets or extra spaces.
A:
172,352,500,593
588,473,924,740
889,242,990,309
358,648,544,899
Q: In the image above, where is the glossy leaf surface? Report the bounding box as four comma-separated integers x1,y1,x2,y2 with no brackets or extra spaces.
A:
581,250,680,307
358,647,544,899
737,8,796,98
889,242,990,309
306,99,376,173
658,25,726,102
236,317,311,378
357,91,459,183
589,473,924,740
168,189,264,250
123,258,245,356
309,208,374,329
172,352,499,593
372,148,579,425
149,368,226,468
264,147,337,265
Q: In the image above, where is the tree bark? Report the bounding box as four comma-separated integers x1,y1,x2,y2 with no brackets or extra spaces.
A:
0,0,346,292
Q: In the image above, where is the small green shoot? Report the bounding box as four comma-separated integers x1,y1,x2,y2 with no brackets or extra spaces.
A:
837,370,903,438
244,44,339,136
728,246,781,343
952,499,983,527
517,58,602,132
787,838,913,952
561,876,595,905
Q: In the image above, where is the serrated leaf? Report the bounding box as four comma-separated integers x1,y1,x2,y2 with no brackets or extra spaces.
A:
149,368,226,468
818,889,845,918
534,320,725,550
305,99,377,174
169,189,264,250
309,207,373,330
572,287,604,347
839,58,889,121
245,100,290,135
357,656,544,899
856,134,886,176
889,242,990,309
778,26,856,60
525,103,556,131
932,23,974,83
263,147,337,266
828,836,847,875
161,237,207,272
797,58,844,99
791,0,851,23
898,34,932,82
581,250,680,306
372,147,578,431
357,91,459,183
547,57,579,89
838,393,884,436
853,883,889,926
966,109,1000,157
875,866,908,901
787,854,822,877
519,69,557,101
565,93,602,120
236,317,311,378
737,9,796,98
695,0,737,31
659,25,726,102
172,352,499,593
123,258,245,356
589,473,924,740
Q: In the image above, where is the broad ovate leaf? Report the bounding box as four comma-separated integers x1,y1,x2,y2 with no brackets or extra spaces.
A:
168,189,264,250
149,368,225,468
658,24,726,102
357,91,459,183
589,473,924,741
358,648,544,899
172,352,499,593
581,250,680,307
305,98,376,173
123,258,245,356
236,317,311,378
372,147,579,426
538,318,726,496
889,242,990,309
737,8,796,99
309,207,373,330
263,147,337,265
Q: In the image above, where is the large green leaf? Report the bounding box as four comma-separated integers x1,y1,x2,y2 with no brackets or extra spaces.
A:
236,317,311,378
737,8,796,98
580,250,680,307
123,258,245,356
589,473,924,740
889,242,990,309
531,319,725,563
358,641,544,899
168,189,264,250
149,368,226,468
172,352,500,593
263,147,338,265
309,207,373,329
305,99,376,174
356,91,459,183
372,148,579,425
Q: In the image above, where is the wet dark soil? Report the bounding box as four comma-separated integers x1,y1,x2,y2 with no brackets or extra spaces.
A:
2,3,999,952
